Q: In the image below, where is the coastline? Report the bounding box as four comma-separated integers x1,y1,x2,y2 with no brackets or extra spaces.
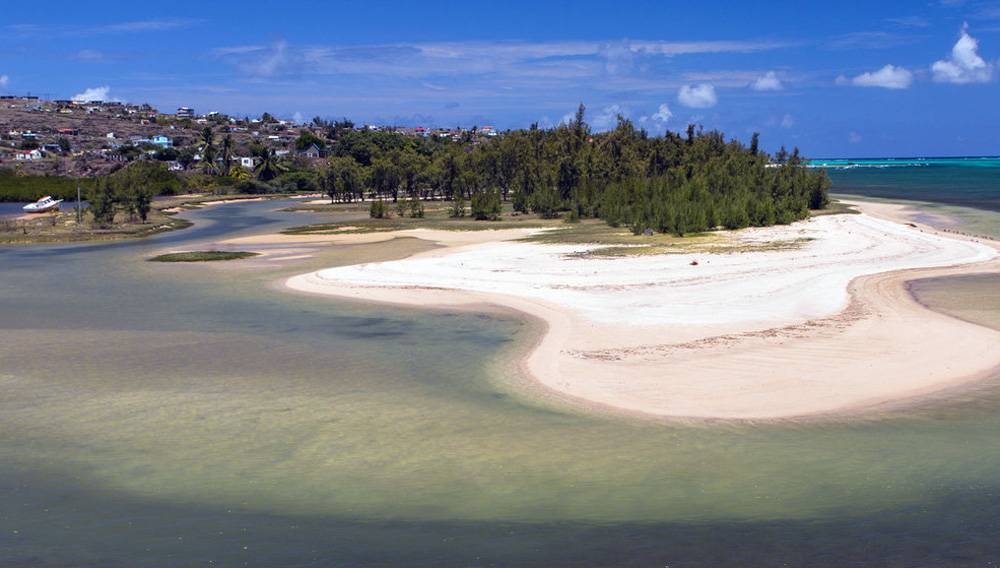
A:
282,202,1000,421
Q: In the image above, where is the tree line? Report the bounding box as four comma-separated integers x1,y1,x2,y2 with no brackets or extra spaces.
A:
317,106,829,234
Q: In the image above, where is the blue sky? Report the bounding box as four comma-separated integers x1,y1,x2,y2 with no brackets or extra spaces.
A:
1,0,999,157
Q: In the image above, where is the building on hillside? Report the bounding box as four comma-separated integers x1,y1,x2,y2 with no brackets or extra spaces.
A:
15,149,43,161
237,156,260,170
299,143,322,159
57,128,80,136
176,107,195,119
150,135,172,148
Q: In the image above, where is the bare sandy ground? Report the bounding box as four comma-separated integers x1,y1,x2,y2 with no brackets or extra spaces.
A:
284,204,1000,420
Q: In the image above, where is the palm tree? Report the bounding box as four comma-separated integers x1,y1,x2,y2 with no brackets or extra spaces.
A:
201,146,218,175
200,126,217,175
221,134,234,177
200,126,214,148
253,146,284,181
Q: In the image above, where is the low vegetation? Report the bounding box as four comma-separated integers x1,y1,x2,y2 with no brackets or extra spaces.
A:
149,251,259,262
0,169,98,202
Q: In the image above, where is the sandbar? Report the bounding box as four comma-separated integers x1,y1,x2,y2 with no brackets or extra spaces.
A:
284,203,1000,420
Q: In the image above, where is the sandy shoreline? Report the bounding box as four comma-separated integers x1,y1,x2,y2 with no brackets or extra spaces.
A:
282,203,1000,420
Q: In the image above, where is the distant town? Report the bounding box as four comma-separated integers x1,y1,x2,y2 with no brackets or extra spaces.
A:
0,95,498,178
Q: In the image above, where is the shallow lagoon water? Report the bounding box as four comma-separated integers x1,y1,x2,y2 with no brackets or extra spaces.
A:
2,200,1000,566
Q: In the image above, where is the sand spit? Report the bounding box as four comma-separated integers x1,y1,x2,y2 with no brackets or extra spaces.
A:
285,205,1000,420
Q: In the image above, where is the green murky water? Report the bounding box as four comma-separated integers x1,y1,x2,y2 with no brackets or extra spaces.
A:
2,200,999,566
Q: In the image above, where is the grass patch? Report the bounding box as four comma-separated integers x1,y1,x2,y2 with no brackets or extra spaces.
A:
0,210,192,245
281,201,553,235
810,200,860,217
149,251,259,262
281,201,818,257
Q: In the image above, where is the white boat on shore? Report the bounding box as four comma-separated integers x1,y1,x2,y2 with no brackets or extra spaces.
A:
22,196,63,213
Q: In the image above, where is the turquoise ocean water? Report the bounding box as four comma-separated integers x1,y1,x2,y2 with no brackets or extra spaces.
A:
812,156,1000,212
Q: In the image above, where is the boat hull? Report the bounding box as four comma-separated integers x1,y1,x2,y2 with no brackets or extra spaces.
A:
22,200,63,213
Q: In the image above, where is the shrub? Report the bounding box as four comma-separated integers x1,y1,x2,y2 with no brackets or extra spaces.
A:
273,171,319,192
449,193,466,218
471,188,502,220
370,199,388,219
408,198,425,218
235,180,273,194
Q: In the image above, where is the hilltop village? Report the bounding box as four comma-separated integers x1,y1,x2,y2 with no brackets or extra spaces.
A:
0,95,496,178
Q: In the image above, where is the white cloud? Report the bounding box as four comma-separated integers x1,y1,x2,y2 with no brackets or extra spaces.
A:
639,103,674,129
848,131,862,144
241,40,290,77
931,25,993,84
591,104,628,131
781,114,795,129
72,86,115,102
292,112,304,124
751,71,783,91
7,18,202,37
214,39,792,81
0,75,8,88
836,64,914,89
677,84,718,108
599,40,634,75
651,103,673,123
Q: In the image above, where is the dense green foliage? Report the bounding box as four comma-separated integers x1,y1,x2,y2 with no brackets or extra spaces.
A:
471,188,502,220
0,169,97,202
86,162,182,226
313,105,829,233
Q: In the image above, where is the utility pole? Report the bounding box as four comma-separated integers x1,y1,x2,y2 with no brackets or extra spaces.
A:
76,182,81,224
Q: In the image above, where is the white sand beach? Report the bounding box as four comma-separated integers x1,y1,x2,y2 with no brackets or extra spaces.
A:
284,203,1000,420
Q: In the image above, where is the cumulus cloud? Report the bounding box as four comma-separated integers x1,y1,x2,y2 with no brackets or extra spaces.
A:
0,75,8,88
931,25,993,84
639,103,673,129
651,103,673,123
836,64,913,89
781,114,795,129
677,84,717,108
72,86,115,102
751,71,783,91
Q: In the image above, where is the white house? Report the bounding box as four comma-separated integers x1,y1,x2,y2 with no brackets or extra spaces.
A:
15,149,43,161
149,135,172,148
237,156,260,169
